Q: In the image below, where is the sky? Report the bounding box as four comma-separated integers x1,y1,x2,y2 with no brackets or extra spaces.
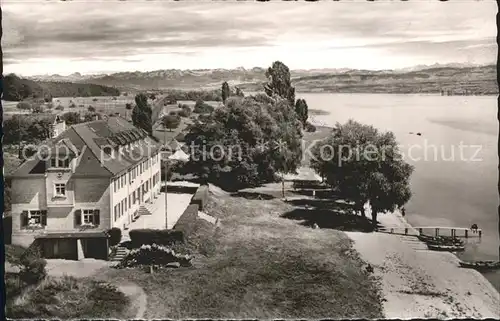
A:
2,0,497,76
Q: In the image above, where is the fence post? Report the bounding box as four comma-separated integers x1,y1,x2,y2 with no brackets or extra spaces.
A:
404,228,408,235
419,228,423,235
435,228,439,237
465,230,468,238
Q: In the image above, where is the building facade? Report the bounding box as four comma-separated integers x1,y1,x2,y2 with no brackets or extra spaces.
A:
9,117,162,260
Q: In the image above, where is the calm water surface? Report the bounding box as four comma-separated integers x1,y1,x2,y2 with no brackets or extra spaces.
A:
298,93,499,291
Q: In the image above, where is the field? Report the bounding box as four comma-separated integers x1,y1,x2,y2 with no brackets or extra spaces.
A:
52,95,137,115
95,189,384,319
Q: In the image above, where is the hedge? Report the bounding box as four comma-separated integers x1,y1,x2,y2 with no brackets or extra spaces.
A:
108,227,122,246
190,185,209,210
129,229,184,247
173,204,199,240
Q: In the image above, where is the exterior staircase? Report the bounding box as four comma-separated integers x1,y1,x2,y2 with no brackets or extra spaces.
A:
109,246,129,262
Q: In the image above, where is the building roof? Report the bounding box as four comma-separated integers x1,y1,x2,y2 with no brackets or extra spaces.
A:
10,116,161,178
34,231,108,239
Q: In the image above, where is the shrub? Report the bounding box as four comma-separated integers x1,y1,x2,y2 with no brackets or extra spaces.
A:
173,204,199,239
19,245,47,285
169,110,178,116
129,229,184,247
6,276,129,319
305,121,317,132
17,102,32,110
108,227,122,246
117,244,193,268
55,105,64,111
178,106,191,117
5,273,28,301
69,103,76,108
125,103,132,110
190,185,209,210
193,100,214,114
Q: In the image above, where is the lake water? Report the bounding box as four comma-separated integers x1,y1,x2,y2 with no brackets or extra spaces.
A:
297,93,499,291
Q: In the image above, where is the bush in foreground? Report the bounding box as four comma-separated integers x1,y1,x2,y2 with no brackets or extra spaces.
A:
6,276,129,319
117,244,193,268
129,228,184,247
108,227,122,246
19,245,47,285
193,99,214,114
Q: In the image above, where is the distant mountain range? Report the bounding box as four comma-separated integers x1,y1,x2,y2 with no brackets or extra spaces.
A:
24,63,498,95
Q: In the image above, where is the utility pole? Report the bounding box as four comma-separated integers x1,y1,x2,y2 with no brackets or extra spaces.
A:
164,125,168,229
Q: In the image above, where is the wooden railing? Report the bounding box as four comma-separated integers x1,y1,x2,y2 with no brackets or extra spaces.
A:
378,226,482,238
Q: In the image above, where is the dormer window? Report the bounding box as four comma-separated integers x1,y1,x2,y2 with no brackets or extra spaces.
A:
50,158,70,168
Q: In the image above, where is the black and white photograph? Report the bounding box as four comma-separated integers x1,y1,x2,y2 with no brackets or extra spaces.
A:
1,0,499,319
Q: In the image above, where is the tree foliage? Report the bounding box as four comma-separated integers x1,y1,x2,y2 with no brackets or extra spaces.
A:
61,112,82,126
162,115,181,131
3,73,120,101
132,93,153,136
163,89,222,102
193,100,215,114
178,105,192,118
310,120,413,228
295,98,309,126
221,81,230,105
264,61,296,107
184,95,303,191
16,102,32,110
3,115,58,144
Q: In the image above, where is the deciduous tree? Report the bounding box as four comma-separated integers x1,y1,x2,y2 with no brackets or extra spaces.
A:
264,61,295,107
221,81,230,105
184,95,303,191
310,120,413,229
132,93,153,136
162,114,181,132
294,98,309,126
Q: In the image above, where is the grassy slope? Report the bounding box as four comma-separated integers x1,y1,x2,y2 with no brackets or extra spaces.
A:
6,276,132,319
98,193,383,319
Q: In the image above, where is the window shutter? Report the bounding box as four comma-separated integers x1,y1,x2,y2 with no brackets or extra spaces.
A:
94,210,100,225
41,210,48,226
74,209,82,227
21,211,28,228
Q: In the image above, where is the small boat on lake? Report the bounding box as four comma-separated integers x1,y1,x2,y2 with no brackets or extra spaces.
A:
459,260,500,271
418,235,464,246
427,244,465,252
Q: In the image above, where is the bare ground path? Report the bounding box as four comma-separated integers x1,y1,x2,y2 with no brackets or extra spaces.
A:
44,259,148,318
118,283,147,319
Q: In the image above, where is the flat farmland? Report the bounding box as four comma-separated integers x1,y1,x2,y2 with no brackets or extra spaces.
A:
52,95,137,115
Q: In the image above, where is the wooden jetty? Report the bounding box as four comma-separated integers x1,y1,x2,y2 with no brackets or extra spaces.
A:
378,226,482,239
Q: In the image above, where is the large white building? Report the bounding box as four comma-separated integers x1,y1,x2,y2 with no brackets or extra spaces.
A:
9,116,162,260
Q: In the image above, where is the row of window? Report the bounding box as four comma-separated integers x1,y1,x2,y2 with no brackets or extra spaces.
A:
49,158,70,168
113,155,159,193
20,209,100,228
113,171,160,222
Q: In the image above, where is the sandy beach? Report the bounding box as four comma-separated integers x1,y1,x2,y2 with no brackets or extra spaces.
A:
345,206,500,319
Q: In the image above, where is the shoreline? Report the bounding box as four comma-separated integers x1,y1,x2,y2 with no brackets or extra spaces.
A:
346,206,500,318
